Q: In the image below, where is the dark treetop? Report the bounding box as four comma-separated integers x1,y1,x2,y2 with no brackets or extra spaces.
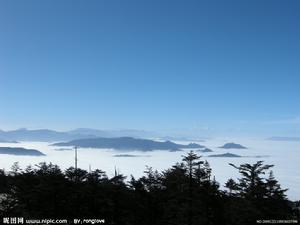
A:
0,151,296,225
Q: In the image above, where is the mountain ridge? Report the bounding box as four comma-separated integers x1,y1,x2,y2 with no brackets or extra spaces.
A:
0,128,158,142
0,147,45,156
52,136,204,151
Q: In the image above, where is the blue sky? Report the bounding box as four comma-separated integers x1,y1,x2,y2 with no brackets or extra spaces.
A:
0,0,299,137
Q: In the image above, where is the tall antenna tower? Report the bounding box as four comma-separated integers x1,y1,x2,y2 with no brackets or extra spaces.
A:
74,146,78,170
114,166,117,177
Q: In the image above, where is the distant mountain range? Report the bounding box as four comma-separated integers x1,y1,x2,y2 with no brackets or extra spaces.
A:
0,147,45,156
0,139,19,143
0,128,158,142
207,153,269,158
219,143,247,149
268,137,300,142
0,128,93,142
197,148,213,153
208,153,242,158
113,154,150,157
52,137,203,151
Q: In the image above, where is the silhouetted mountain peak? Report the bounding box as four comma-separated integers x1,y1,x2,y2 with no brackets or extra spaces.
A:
219,143,247,149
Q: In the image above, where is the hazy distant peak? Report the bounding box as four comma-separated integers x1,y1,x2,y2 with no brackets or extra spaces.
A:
219,143,247,149
16,128,28,131
0,139,18,143
197,148,213,153
268,137,300,142
208,153,242,157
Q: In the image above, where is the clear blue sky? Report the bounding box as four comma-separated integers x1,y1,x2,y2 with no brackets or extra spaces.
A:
0,0,299,137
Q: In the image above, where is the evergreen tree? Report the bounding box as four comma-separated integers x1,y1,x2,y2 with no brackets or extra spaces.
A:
0,154,295,225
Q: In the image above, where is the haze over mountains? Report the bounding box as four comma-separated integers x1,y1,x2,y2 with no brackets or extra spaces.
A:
0,139,18,143
0,128,158,142
268,137,300,142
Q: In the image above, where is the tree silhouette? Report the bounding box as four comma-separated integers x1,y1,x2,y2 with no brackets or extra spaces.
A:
229,161,273,199
0,153,296,225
